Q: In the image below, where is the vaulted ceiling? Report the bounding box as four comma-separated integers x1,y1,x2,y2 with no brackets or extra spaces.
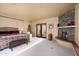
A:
0,3,76,21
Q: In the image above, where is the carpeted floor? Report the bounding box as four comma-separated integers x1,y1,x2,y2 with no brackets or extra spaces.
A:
18,37,75,56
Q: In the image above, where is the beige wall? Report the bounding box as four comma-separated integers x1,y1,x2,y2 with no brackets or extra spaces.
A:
23,20,30,33
0,16,29,33
75,4,79,46
31,17,58,40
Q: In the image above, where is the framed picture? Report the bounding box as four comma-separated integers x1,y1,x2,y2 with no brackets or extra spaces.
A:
49,24,53,29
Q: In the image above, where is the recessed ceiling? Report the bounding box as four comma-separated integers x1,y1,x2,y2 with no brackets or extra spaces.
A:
0,3,76,22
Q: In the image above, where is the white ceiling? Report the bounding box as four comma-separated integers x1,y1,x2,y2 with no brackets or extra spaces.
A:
0,3,76,21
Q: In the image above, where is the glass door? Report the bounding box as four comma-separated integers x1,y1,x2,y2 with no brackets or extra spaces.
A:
36,23,47,38
42,23,47,38
36,24,42,37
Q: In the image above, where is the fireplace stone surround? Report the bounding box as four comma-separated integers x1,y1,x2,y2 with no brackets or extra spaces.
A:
57,9,75,42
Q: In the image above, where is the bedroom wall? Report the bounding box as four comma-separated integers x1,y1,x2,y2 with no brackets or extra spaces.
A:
0,16,29,33
31,17,58,40
75,4,79,46
23,20,30,33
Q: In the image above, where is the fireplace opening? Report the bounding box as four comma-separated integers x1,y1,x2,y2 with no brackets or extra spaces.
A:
61,31,67,40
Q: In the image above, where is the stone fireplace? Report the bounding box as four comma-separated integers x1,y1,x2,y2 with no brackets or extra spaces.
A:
57,9,75,42
58,28,75,42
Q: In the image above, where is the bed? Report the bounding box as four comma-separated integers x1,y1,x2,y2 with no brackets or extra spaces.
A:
0,27,29,51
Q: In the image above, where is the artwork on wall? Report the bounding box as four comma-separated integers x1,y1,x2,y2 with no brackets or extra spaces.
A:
48,24,53,29
48,24,53,34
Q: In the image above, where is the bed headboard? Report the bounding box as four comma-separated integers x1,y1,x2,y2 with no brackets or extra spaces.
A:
0,27,19,36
